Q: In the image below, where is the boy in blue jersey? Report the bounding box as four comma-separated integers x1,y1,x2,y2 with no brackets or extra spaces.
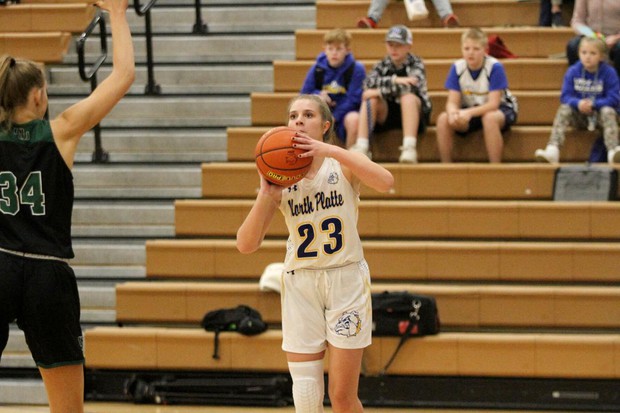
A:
535,36,620,164
436,27,518,163
301,28,366,148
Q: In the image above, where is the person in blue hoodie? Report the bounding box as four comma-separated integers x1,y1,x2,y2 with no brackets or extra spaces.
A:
535,36,620,164
301,28,366,147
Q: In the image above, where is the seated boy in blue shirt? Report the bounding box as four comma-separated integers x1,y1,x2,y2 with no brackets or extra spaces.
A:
300,28,366,147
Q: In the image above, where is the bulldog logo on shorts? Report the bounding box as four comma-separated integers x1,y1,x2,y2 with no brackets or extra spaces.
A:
334,310,361,337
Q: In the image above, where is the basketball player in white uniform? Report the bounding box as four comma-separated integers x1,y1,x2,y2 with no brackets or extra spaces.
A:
237,94,394,413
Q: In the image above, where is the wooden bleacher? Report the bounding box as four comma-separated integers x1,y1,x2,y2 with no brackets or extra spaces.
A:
84,0,620,396
273,58,568,92
315,0,540,29
228,126,599,162
0,2,94,63
116,281,620,329
172,199,620,239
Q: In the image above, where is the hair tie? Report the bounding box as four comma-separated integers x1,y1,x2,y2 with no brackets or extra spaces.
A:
9,58,16,68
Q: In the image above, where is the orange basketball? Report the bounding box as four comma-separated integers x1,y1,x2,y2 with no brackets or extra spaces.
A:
254,126,313,186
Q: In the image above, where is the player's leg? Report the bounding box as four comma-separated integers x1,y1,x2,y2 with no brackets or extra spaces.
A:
344,110,360,148
39,364,84,413
436,111,455,162
398,93,421,163
326,346,364,413
22,259,85,413
481,109,506,163
282,269,328,413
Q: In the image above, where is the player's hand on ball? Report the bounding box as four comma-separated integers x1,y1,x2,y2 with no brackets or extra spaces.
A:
292,133,331,158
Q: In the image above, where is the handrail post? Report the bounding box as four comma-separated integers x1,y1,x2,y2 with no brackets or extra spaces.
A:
193,0,208,34
134,0,161,95
76,11,109,163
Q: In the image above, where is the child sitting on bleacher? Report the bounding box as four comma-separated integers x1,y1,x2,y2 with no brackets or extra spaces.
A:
350,25,432,163
300,28,366,148
435,27,518,163
535,36,620,164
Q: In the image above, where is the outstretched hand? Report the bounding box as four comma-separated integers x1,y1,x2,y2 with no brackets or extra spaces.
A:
93,0,128,13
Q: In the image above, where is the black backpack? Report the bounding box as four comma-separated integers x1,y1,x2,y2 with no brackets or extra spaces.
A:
314,64,355,91
201,305,267,359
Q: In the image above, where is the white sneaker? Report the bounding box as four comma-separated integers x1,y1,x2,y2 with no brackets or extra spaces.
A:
404,0,429,21
399,145,418,163
349,142,371,159
534,144,559,164
607,146,620,164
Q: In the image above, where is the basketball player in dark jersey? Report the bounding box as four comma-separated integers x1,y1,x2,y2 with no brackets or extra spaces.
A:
0,0,134,411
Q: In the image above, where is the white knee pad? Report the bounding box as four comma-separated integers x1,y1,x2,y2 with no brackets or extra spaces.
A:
288,360,325,413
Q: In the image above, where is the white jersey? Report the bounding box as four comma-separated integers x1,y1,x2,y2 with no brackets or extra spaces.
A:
280,157,363,271
453,56,518,112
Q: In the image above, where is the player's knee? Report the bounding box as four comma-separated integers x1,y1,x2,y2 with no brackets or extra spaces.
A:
328,385,360,412
288,360,325,413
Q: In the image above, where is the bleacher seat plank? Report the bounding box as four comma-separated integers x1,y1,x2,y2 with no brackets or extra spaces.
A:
201,162,560,200
251,91,561,126
316,0,539,29
0,32,71,63
274,59,567,92
115,281,620,329
84,326,620,378
175,199,620,240
295,28,574,60
226,126,597,163
0,4,95,33
145,239,620,283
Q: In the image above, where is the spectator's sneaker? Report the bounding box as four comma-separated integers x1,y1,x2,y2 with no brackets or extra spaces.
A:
534,144,560,164
357,17,377,29
551,12,564,27
404,0,429,21
607,146,620,164
398,145,418,163
442,14,460,28
350,142,372,159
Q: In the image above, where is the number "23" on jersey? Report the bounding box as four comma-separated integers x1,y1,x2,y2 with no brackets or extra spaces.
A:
296,217,343,258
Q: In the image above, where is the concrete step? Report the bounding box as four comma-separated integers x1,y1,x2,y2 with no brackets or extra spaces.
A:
47,64,273,95
0,377,47,404
74,129,226,163
63,34,295,64
72,164,202,198
120,4,315,34
72,201,175,238
72,239,146,268
49,96,250,128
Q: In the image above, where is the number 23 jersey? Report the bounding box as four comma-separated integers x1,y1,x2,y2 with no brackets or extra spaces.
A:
279,157,364,271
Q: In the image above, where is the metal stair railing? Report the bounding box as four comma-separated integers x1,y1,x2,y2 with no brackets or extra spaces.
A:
193,0,208,34
133,0,160,95
77,10,109,163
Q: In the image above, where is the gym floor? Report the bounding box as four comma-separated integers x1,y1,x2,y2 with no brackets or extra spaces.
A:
0,404,601,413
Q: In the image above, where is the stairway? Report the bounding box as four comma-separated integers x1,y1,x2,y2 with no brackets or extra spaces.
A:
0,0,313,404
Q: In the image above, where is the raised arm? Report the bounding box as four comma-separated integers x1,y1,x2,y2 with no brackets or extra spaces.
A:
51,0,135,167
236,177,283,254
292,134,394,194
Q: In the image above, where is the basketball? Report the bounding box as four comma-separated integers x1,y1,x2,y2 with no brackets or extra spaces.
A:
254,126,313,186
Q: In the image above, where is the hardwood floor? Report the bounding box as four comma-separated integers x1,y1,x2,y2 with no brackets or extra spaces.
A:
0,403,601,413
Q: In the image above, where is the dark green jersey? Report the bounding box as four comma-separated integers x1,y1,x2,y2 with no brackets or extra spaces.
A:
0,120,74,258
